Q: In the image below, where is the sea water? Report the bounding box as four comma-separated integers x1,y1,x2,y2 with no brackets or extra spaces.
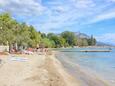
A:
55,48,115,85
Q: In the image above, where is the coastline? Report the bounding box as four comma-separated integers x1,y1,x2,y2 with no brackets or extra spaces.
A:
51,45,115,49
44,52,80,86
55,52,111,86
0,51,113,86
0,53,79,86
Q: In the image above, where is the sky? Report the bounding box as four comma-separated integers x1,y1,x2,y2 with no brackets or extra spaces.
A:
0,0,115,44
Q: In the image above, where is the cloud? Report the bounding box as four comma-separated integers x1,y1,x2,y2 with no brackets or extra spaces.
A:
39,0,115,32
0,0,45,16
71,0,95,9
96,33,115,44
0,0,115,34
89,10,115,23
31,0,97,32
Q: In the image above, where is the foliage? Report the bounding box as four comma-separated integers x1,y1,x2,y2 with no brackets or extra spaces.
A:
47,33,62,48
61,31,77,46
87,35,96,46
0,12,97,52
0,13,41,52
40,38,54,48
28,25,41,47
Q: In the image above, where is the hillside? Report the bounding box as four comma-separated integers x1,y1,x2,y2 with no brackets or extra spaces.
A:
74,32,113,46
74,32,90,39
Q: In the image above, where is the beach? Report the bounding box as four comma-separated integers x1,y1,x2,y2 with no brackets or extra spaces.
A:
0,53,79,86
0,49,114,86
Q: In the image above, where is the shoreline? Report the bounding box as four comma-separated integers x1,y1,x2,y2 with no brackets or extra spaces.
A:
51,46,115,49
55,52,111,86
44,53,79,86
0,53,79,86
0,51,113,86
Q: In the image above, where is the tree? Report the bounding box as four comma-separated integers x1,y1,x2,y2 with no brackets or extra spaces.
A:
88,35,96,46
15,23,31,50
0,13,16,52
76,38,83,46
40,38,54,48
28,25,41,48
58,37,66,47
0,12,97,52
82,38,88,46
61,31,77,46
47,33,55,39
41,33,47,38
47,33,61,47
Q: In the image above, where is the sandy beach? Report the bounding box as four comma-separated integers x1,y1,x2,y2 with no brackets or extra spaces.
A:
0,53,79,86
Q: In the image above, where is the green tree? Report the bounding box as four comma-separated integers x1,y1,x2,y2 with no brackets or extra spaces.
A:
47,33,61,47
15,23,31,50
61,31,77,46
41,33,47,38
58,37,66,47
40,38,53,48
88,35,96,46
0,12,97,52
76,38,83,46
0,13,16,52
82,39,88,46
28,25,41,48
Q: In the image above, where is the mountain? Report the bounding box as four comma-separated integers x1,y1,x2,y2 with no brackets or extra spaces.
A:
74,32,114,46
74,32,90,39
96,42,111,46
96,42,115,46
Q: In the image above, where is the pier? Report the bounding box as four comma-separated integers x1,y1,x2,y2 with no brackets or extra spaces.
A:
79,50,112,52
60,50,112,52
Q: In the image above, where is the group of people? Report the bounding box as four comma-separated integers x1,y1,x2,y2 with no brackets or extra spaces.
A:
36,48,49,55
8,47,51,55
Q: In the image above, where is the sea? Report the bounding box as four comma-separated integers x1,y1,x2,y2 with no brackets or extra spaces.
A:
55,48,115,86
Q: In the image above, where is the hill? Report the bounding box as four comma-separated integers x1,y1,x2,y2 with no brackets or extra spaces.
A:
74,32,90,39
74,32,114,46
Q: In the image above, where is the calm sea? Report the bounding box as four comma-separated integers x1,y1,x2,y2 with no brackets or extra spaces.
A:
55,48,115,86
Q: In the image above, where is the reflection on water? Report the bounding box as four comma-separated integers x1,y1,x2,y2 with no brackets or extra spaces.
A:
56,48,115,85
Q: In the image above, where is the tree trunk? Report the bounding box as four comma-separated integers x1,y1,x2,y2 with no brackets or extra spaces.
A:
9,43,12,53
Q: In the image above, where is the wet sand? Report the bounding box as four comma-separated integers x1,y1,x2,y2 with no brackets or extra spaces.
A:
56,52,111,86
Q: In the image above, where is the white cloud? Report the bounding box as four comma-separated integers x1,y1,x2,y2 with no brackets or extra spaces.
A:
89,10,115,23
96,33,115,44
47,0,115,28
0,0,9,6
71,0,95,9
34,0,115,32
0,0,115,33
32,0,97,31
0,0,45,16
